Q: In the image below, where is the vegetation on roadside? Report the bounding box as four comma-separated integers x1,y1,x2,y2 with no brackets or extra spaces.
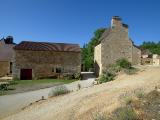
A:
0,79,76,96
98,58,138,84
48,86,70,97
91,88,160,120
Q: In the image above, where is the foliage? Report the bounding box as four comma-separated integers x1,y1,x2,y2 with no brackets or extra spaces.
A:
116,58,131,69
48,86,70,97
82,28,106,71
0,83,9,90
135,90,145,99
113,106,138,120
99,72,116,84
140,41,160,55
123,67,138,75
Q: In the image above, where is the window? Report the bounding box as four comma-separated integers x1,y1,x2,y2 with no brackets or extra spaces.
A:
56,67,63,73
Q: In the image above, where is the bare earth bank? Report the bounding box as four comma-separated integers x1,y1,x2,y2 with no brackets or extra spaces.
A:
2,66,160,120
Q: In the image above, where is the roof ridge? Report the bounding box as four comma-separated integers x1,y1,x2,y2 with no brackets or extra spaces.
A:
21,41,79,46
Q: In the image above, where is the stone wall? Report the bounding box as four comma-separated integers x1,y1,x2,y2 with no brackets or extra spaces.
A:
132,46,141,65
94,43,102,76
101,27,133,73
0,61,10,77
13,50,81,79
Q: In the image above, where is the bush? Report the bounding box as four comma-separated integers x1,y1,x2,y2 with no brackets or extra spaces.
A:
114,106,138,120
123,67,138,75
116,58,131,69
99,72,116,84
48,86,70,97
0,83,9,90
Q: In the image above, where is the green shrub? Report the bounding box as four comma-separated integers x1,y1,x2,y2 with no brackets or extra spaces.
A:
48,86,70,97
123,67,138,75
116,58,131,69
0,83,9,90
114,106,138,120
108,64,121,73
99,72,116,84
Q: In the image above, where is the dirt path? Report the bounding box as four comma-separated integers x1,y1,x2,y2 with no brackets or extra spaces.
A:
1,66,160,120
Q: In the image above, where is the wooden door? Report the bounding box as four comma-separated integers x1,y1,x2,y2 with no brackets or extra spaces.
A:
20,69,32,80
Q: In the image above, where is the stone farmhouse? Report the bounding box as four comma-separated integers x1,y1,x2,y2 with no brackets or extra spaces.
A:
94,16,141,76
13,41,81,80
0,36,15,76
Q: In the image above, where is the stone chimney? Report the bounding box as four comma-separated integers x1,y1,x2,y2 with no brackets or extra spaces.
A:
111,16,122,28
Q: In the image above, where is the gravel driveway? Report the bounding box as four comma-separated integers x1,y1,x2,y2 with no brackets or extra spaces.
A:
0,73,95,119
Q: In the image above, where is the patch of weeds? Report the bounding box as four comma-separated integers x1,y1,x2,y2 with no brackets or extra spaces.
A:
124,97,134,105
0,83,9,90
92,112,108,120
113,106,138,120
99,72,116,84
48,85,70,97
9,81,18,85
135,90,145,99
123,67,139,75
116,58,131,69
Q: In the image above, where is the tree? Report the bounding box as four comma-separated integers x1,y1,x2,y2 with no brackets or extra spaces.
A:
140,41,160,55
82,28,106,71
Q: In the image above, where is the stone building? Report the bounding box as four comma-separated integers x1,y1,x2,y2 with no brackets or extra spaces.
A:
13,41,81,80
0,36,15,76
94,16,141,76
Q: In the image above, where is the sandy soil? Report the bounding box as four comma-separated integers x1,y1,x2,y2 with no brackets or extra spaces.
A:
1,66,160,120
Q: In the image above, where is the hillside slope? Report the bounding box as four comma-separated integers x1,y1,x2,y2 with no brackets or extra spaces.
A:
2,66,160,120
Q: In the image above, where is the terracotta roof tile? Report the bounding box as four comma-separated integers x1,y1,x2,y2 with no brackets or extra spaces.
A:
14,41,81,52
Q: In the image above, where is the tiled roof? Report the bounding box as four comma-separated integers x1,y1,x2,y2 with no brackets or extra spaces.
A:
14,41,81,52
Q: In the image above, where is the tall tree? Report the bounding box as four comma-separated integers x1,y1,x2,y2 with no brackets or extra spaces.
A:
140,41,160,55
82,28,106,71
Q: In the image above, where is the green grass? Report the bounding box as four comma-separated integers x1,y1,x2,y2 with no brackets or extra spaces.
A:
14,79,76,85
0,79,77,96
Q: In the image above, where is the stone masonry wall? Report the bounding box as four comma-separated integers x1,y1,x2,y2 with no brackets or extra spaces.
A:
13,50,81,79
101,27,133,73
0,61,10,77
94,43,102,76
132,46,141,65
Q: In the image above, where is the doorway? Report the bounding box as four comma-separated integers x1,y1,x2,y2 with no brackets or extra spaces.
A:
20,69,32,80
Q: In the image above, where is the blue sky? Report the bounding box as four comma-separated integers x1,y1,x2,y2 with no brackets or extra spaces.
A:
0,0,160,47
